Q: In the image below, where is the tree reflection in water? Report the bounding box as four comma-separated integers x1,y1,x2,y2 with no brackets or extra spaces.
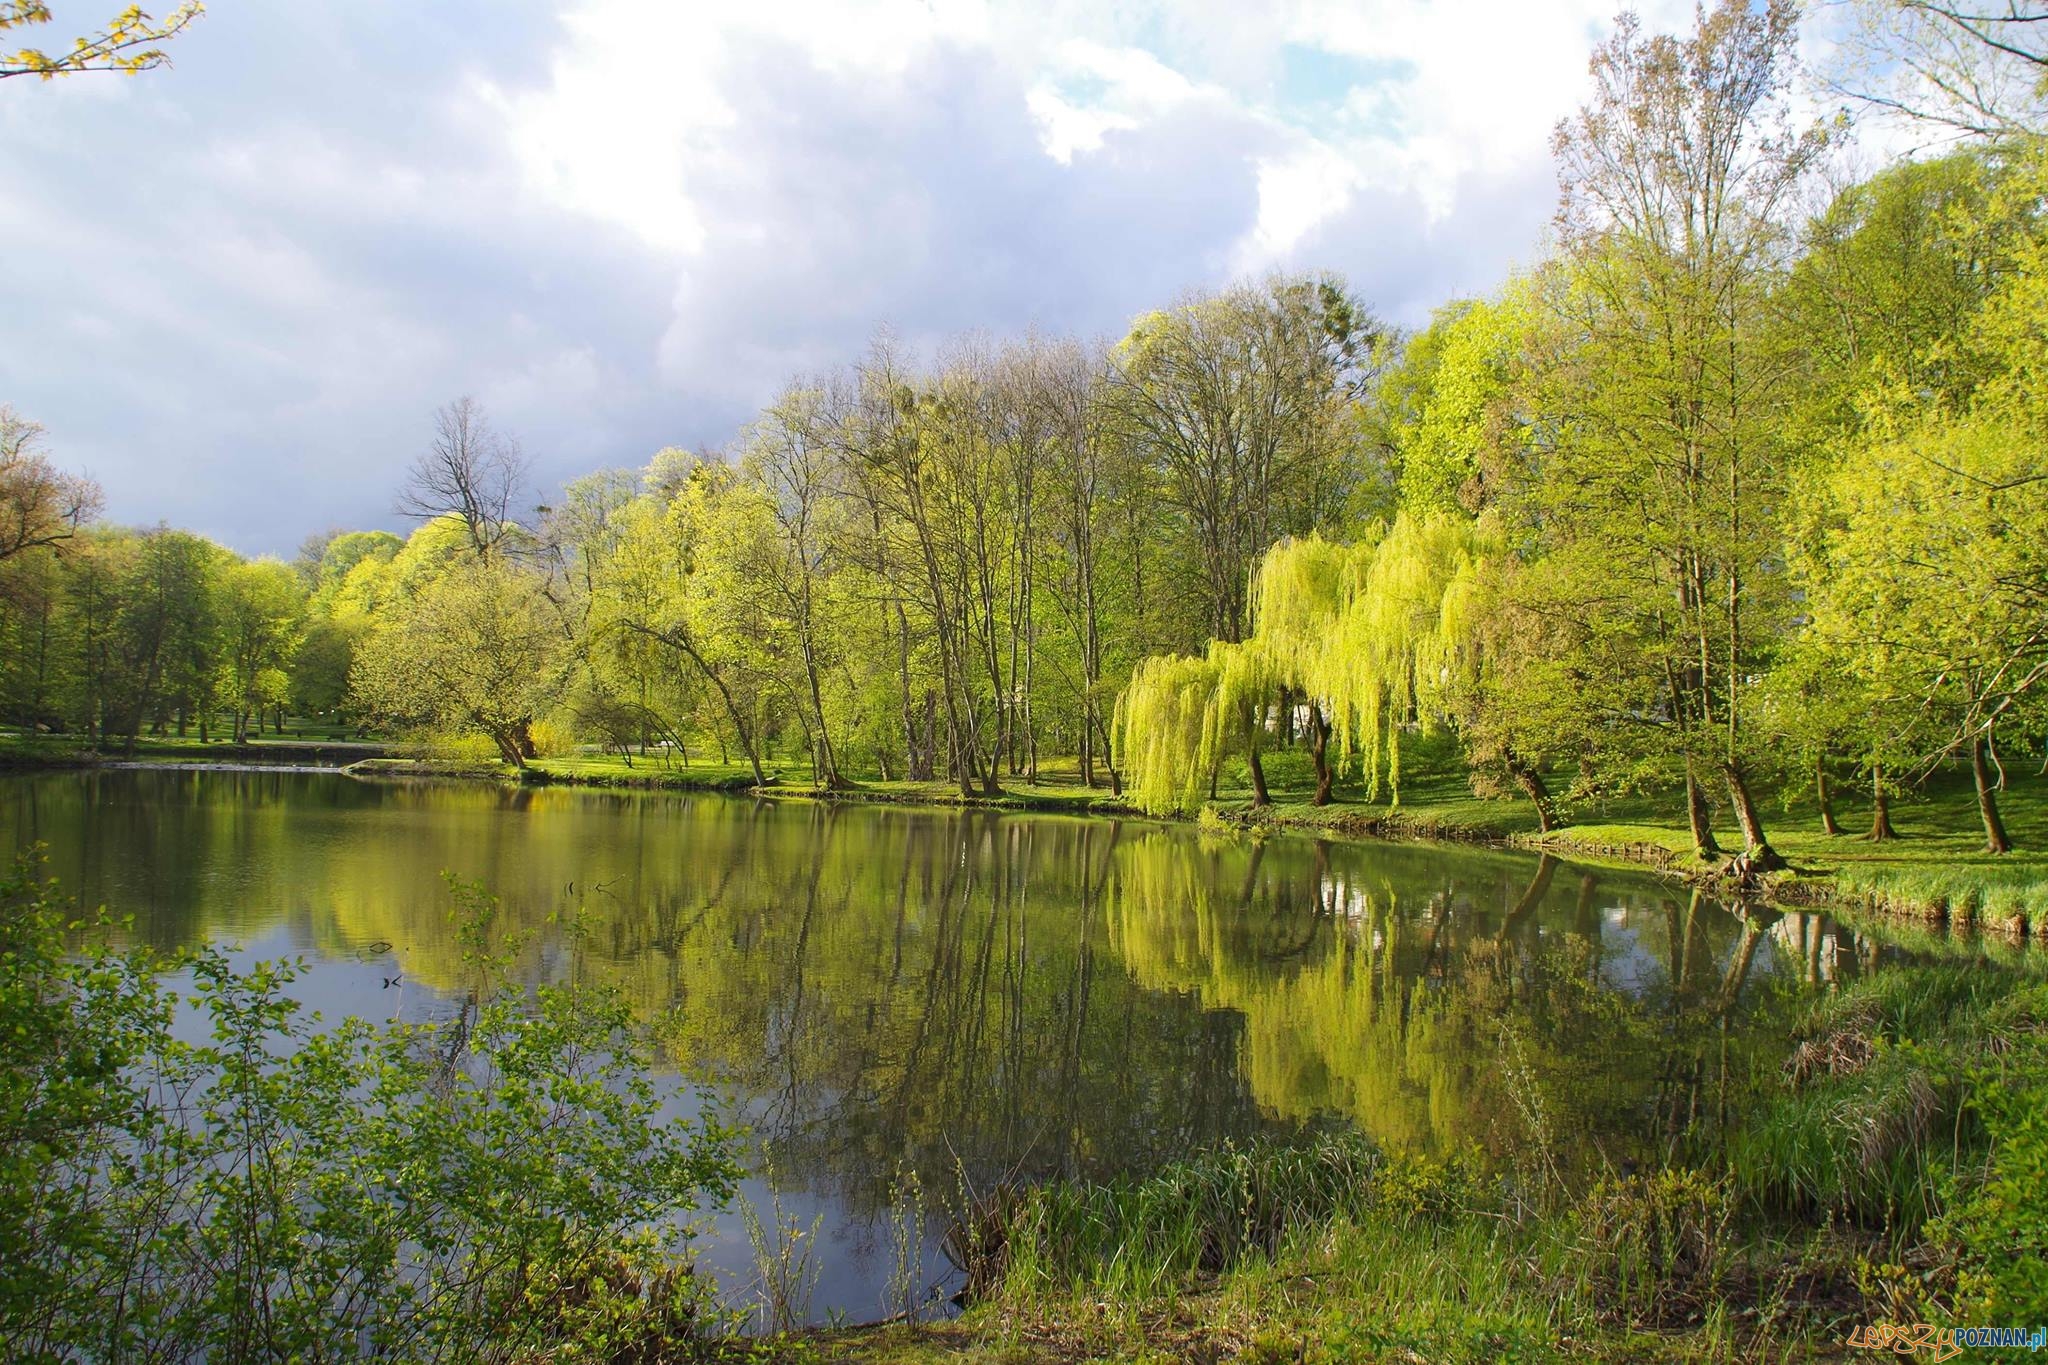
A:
4,770,1896,1320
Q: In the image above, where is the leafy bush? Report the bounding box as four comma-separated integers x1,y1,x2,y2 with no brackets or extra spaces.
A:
1927,984,2048,1321
0,859,740,1363
1371,1150,1478,1229
528,716,578,760
416,728,507,764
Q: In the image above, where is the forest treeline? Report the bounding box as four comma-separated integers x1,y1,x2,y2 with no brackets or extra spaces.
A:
1,1,2043,862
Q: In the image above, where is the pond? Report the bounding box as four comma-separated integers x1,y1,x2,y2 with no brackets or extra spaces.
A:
0,768,1890,1325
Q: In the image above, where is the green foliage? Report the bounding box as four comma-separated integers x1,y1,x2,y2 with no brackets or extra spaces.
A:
1120,511,1491,813
1926,983,2048,1320
1728,963,2048,1256
1375,290,1532,516
1789,146,2048,821
1115,649,1226,815
0,857,741,1362
350,546,570,766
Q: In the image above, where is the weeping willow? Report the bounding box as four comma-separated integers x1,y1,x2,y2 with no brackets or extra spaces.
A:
1246,529,1380,695
1119,509,1495,813
1317,510,1495,802
1116,638,1275,815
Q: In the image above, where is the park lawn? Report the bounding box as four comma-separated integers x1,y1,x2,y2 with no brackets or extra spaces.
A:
1531,769,2048,930
524,753,766,788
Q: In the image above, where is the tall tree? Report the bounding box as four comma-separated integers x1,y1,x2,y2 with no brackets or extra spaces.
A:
0,407,102,563
1792,149,2048,852
1529,0,1824,863
590,468,776,785
215,560,305,742
1037,338,1132,790
742,386,850,788
1111,275,1384,648
350,556,565,768
396,398,531,562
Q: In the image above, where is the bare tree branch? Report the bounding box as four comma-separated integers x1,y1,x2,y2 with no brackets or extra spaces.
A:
396,397,532,561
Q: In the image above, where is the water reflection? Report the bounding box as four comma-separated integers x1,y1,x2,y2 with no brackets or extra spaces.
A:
1,769,1890,1321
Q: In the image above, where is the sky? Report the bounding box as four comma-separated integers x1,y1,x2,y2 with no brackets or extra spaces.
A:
2,0,1836,557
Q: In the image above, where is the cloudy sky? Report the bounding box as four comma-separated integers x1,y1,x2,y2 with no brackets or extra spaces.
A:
2,0,1824,556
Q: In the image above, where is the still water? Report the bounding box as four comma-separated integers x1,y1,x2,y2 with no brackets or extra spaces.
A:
0,768,1877,1323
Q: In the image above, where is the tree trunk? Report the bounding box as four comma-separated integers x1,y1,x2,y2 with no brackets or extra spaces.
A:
488,724,526,769
1243,694,1272,807
897,604,928,780
800,629,844,790
1816,755,1840,836
1866,762,1897,842
1972,736,2012,854
1078,698,1095,788
1721,761,1784,870
1307,704,1333,807
1685,765,1721,860
1096,709,1122,798
1507,755,1555,833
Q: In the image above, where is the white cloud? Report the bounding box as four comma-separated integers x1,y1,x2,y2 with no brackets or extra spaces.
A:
1026,39,1210,163
1234,141,1361,273
483,0,1708,326
0,0,1872,556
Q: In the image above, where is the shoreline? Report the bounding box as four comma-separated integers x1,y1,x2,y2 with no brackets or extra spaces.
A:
7,745,2036,941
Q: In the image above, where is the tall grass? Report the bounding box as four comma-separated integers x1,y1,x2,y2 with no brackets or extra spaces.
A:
968,1131,1384,1301
945,1139,1839,1361
1728,965,2044,1235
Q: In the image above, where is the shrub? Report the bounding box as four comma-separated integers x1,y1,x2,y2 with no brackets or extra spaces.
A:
1372,1150,1478,1229
0,859,741,1363
416,728,505,765
1927,991,2048,1322
528,716,578,760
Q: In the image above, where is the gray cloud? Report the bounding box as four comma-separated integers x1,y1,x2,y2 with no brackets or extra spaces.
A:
1,3,1567,556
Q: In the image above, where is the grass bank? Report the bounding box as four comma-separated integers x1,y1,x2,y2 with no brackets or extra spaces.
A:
0,729,388,768
1197,744,2048,936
